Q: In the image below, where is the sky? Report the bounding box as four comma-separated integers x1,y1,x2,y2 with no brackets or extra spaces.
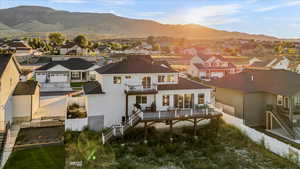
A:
1,0,300,38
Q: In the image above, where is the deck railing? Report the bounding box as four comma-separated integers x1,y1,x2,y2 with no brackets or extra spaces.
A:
125,84,157,93
101,110,142,144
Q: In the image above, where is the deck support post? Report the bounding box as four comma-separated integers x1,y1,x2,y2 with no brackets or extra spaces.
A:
144,122,148,144
125,94,129,120
170,120,173,143
193,118,198,139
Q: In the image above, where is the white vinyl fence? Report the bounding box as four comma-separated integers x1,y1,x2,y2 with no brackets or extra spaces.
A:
220,110,300,165
65,118,88,131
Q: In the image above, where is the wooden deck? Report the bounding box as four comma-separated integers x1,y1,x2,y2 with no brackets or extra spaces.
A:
140,108,222,122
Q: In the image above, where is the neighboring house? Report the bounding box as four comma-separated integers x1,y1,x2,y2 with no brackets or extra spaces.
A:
0,54,40,131
35,58,99,91
0,40,33,57
187,54,237,81
249,57,291,71
60,42,88,55
82,55,214,129
0,54,22,130
208,69,300,140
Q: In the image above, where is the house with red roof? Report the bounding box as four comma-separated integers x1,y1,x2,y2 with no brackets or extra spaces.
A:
187,53,238,81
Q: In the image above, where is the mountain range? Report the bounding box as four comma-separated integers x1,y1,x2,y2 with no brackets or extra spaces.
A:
0,6,278,40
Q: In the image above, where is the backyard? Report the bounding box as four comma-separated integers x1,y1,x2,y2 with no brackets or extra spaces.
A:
65,120,300,169
4,145,65,169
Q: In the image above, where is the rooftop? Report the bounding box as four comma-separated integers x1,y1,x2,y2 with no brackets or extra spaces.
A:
96,55,177,74
83,81,105,95
207,69,300,96
13,81,38,95
158,77,211,91
36,58,96,71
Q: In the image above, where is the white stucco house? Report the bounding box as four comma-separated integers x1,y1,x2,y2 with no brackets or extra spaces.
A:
34,58,100,91
79,55,214,130
0,54,40,131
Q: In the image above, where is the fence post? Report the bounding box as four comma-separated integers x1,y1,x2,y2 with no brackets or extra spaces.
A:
121,126,124,135
113,127,116,136
130,117,133,126
102,133,105,144
159,111,161,119
175,109,177,117
190,109,193,116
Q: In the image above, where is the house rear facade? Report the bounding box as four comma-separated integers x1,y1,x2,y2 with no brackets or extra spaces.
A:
82,56,213,129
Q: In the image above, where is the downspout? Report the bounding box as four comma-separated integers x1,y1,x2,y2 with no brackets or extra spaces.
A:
242,94,245,125
30,95,33,121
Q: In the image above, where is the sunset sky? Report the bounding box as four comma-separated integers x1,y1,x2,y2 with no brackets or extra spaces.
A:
1,0,300,38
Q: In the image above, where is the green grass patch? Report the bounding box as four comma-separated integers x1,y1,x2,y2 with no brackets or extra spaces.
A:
70,82,85,88
4,145,64,169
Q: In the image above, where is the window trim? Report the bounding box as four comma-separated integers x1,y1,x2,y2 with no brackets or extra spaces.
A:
136,96,147,104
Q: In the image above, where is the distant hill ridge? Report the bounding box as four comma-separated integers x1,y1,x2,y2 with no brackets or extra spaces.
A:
0,6,278,40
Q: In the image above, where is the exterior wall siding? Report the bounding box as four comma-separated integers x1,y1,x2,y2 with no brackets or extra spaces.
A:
215,87,244,118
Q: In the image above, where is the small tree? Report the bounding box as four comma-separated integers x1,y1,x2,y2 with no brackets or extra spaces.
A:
152,43,160,51
73,35,89,49
48,32,65,47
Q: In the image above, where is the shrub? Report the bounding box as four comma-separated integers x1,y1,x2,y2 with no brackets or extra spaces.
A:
134,144,148,157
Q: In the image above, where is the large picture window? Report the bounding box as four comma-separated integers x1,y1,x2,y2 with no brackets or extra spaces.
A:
162,95,170,106
136,96,147,104
198,94,205,104
71,72,81,80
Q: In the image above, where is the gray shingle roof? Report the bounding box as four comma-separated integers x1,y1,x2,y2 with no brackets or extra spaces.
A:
96,56,177,74
158,78,211,91
13,81,38,96
36,58,95,71
207,69,300,96
83,81,104,94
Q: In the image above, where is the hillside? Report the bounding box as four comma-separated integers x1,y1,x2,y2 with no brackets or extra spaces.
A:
0,6,278,40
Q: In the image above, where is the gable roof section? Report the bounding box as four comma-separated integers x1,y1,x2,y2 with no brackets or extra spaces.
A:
83,81,104,94
194,62,236,70
13,81,38,96
0,54,21,78
96,56,177,74
36,58,95,71
158,78,211,91
207,69,300,96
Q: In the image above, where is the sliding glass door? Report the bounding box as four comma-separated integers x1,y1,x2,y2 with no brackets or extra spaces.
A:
174,94,194,109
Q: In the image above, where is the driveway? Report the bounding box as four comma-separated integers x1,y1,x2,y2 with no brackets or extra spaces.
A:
33,95,67,120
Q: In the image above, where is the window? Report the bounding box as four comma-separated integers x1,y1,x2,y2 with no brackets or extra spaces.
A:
158,75,165,82
71,72,81,80
125,76,131,79
198,94,205,104
295,96,300,105
162,95,170,106
277,95,283,105
113,76,122,84
136,96,147,104
167,75,175,82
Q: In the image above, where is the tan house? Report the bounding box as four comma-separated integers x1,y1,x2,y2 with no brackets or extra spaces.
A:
0,54,22,130
208,69,300,140
0,54,40,131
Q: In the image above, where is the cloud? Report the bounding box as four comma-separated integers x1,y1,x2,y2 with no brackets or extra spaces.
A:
160,4,241,26
97,0,134,5
256,1,300,12
50,0,87,3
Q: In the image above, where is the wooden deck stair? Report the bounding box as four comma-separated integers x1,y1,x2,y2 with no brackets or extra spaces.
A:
101,110,142,144
0,130,8,162
101,108,222,144
267,110,296,139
